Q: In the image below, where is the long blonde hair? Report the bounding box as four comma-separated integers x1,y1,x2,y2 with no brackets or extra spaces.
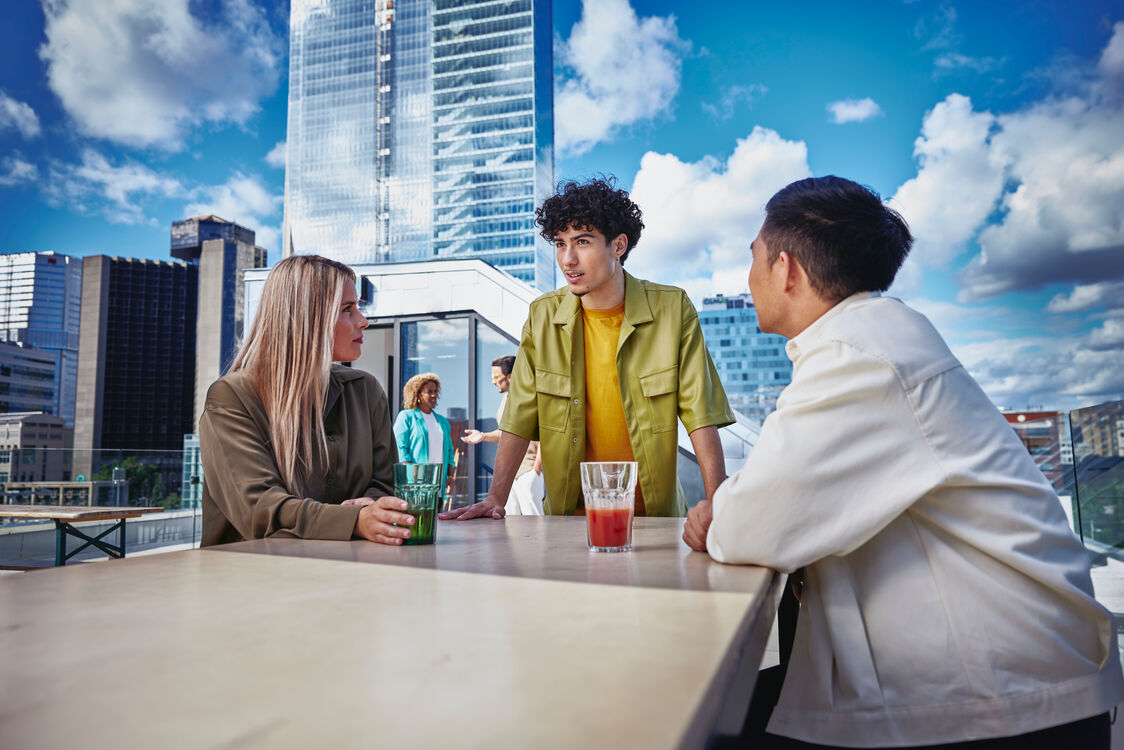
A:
231,255,356,497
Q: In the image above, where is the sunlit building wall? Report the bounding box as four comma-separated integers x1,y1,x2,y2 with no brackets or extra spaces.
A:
284,0,555,291
698,293,792,423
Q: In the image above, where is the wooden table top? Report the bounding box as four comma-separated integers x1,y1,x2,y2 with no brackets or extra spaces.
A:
0,504,165,522
0,516,779,750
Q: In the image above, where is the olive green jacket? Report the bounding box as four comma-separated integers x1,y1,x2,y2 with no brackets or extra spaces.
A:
199,365,397,546
500,272,734,516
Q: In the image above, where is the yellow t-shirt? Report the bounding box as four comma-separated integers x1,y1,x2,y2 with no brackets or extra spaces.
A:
581,301,644,515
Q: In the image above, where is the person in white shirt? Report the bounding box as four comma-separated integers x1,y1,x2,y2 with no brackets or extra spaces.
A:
685,176,1124,749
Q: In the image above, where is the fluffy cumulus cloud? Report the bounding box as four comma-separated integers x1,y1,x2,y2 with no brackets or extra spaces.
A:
38,0,284,149
0,90,40,138
826,97,884,124
890,94,1006,268
0,155,38,187
1047,281,1124,314
184,172,283,252
627,126,812,300
264,141,286,169
554,0,690,156
44,149,184,224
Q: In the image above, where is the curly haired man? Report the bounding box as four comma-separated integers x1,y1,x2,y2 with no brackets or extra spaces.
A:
442,177,734,520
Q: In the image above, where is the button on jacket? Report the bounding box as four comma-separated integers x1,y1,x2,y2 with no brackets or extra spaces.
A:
707,293,1124,746
500,271,734,516
199,365,397,546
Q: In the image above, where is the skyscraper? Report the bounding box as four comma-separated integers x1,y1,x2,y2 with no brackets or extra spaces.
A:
74,257,197,480
284,0,555,290
0,252,82,427
698,293,793,422
171,215,268,428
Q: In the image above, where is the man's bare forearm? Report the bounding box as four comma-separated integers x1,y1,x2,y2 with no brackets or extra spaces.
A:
486,431,531,502
689,425,726,502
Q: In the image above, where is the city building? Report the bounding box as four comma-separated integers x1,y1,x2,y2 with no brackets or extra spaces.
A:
73,256,197,487
181,433,203,509
0,341,58,417
283,0,556,290
697,293,792,422
171,215,268,428
1002,409,1073,494
0,412,67,485
0,252,82,427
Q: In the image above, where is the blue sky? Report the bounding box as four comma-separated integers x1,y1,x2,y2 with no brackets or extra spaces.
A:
1,0,1122,411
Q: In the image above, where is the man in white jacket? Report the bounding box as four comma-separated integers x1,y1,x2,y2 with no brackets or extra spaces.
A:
685,176,1124,749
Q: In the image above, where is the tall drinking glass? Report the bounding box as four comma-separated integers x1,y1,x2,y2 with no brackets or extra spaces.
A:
394,463,443,545
580,461,638,553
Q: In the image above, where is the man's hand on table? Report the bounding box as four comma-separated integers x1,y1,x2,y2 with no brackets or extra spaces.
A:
683,499,713,552
438,494,505,521
348,496,417,545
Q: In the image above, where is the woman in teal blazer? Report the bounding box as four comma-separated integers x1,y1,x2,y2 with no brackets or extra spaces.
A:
393,373,456,498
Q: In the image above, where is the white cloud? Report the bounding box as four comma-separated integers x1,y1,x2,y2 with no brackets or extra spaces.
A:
45,149,184,224
826,97,884,124
265,141,286,169
934,52,1002,74
1100,21,1124,82
0,155,38,186
1087,317,1124,351
914,4,958,51
703,84,767,121
1047,281,1124,313
627,126,811,294
554,0,689,156
0,91,40,138
184,172,283,252
890,94,1006,268
38,0,284,149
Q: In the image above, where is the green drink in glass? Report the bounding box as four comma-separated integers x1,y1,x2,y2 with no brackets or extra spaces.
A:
394,463,443,545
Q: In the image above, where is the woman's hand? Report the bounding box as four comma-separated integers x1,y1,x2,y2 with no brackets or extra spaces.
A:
461,429,485,444
352,496,416,545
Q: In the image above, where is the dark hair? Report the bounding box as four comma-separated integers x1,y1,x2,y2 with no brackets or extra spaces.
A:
761,176,912,302
491,355,516,375
535,177,644,263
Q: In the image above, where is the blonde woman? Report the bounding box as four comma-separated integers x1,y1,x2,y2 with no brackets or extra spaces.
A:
393,373,455,496
199,255,418,546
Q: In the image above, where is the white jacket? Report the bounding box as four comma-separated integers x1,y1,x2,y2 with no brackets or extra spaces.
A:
708,293,1124,747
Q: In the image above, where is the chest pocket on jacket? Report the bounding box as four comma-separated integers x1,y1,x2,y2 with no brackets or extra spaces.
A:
535,369,571,433
639,367,678,433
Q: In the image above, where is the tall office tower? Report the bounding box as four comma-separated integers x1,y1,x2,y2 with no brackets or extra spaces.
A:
0,252,82,427
0,342,57,416
74,257,198,480
170,215,268,428
698,293,793,422
284,0,555,290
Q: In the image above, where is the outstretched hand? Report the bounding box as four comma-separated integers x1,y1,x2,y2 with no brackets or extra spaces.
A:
438,495,505,521
461,429,485,444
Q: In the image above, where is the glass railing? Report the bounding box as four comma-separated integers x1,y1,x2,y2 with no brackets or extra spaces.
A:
1070,400,1124,556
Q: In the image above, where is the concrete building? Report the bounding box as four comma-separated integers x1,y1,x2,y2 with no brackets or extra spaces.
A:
0,341,58,417
0,252,82,427
0,412,67,486
73,256,197,484
698,293,792,422
171,215,268,428
283,0,556,290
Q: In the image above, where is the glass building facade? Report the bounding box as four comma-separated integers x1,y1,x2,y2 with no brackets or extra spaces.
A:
285,0,556,290
0,252,82,427
698,293,793,423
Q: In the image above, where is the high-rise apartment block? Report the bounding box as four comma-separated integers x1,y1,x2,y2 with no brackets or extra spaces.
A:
74,257,198,478
0,252,82,427
284,0,555,290
698,293,793,422
171,215,267,427
0,342,57,417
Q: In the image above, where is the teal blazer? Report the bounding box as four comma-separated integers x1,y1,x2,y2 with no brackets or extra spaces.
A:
392,408,455,473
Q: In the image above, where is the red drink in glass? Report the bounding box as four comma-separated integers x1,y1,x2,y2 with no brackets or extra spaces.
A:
587,507,633,549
